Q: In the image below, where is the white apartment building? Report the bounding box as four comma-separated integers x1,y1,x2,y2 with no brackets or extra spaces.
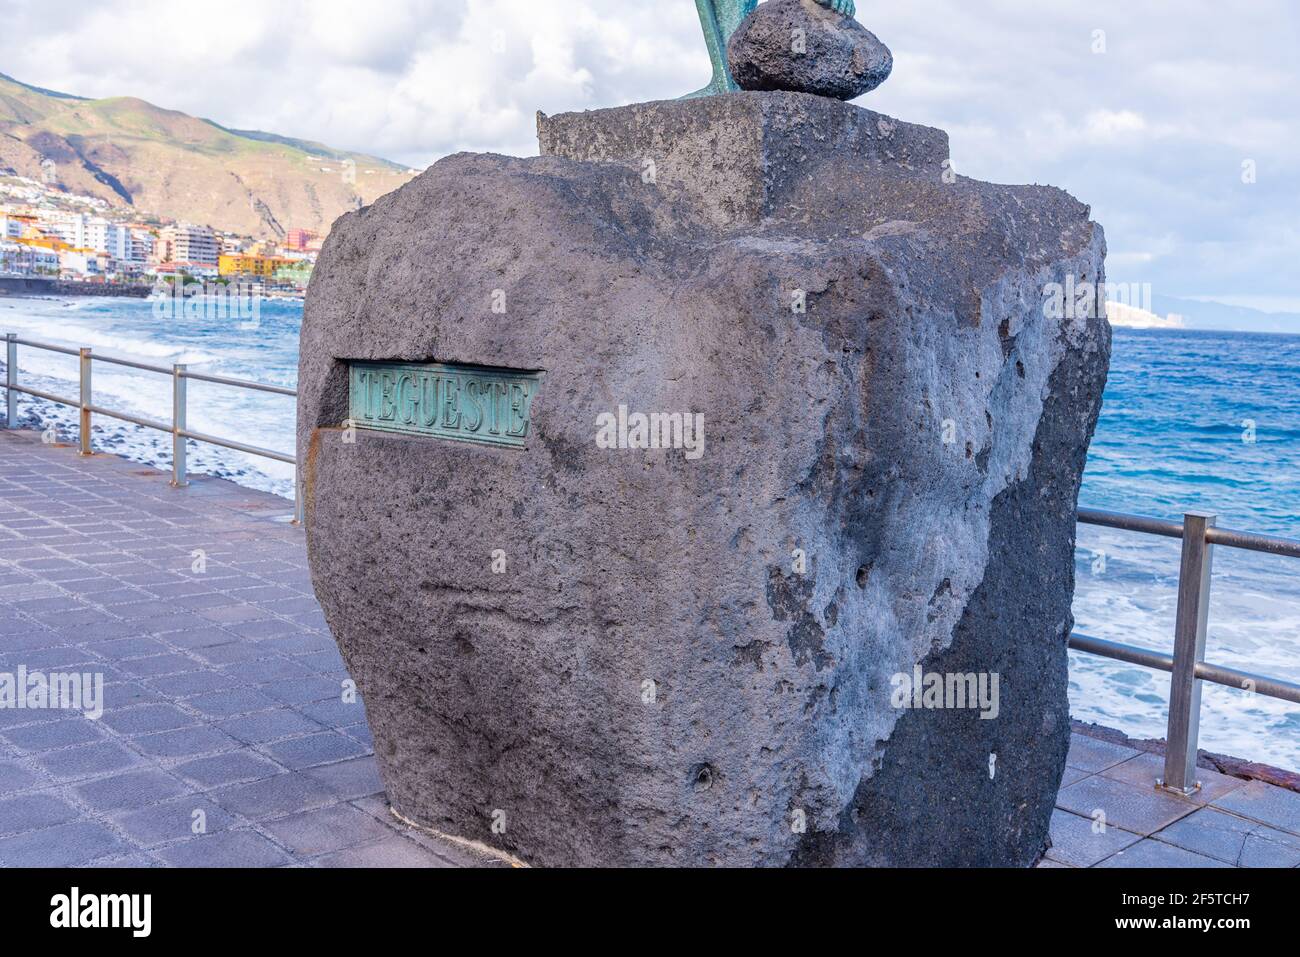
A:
127,228,154,264
159,223,219,266
38,212,132,260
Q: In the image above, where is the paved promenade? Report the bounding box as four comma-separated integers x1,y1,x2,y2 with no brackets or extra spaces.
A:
0,428,1297,868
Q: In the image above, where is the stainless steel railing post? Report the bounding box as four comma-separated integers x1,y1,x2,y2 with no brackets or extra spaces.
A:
171,364,188,487
1160,511,1217,794
5,333,16,428
78,347,92,455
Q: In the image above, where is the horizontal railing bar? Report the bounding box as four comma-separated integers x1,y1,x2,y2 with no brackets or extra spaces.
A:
1069,631,1300,706
179,369,296,397
10,336,80,357
177,427,294,465
1069,631,1174,672
5,333,295,395
1077,507,1185,540
85,404,172,434
1078,506,1300,560
89,354,172,375
7,383,80,407
1206,526,1300,560
1195,660,1300,705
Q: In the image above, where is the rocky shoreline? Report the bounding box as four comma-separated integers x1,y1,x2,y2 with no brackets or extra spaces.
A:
0,276,150,298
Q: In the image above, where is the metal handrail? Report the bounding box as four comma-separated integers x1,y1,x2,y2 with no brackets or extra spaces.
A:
5,332,1299,789
3,332,300,522
1074,507,1300,793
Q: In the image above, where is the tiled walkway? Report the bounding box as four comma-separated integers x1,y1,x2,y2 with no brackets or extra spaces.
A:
0,428,1297,868
0,429,497,867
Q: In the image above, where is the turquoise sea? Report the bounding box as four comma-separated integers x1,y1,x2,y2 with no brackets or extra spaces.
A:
2,297,1297,769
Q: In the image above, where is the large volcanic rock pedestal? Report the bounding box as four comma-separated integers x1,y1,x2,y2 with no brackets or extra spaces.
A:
298,91,1110,867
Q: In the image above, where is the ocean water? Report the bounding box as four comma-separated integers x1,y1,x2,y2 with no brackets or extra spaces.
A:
1072,328,1300,771
2,298,1297,769
0,295,300,498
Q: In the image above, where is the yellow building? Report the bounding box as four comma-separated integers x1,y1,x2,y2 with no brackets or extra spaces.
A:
218,253,288,279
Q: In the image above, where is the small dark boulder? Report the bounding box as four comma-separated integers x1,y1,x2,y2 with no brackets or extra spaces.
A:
727,0,893,101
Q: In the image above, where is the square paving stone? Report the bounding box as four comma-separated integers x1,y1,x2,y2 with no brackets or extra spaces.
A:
210,773,340,820
261,676,350,706
196,605,274,625
303,756,384,801
342,724,373,749
145,670,245,699
224,619,306,640
188,688,279,718
1044,808,1142,867
99,682,166,711
218,708,325,745
131,726,239,758
100,703,195,735
110,600,183,620
85,636,170,659
0,702,68,730
75,768,188,812
0,628,67,652
0,792,82,835
1211,780,1300,836
191,641,280,666
37,741,140,780
0,819,129,867
1059,766,1090,788
1065,734,1140,773
2,717,104,751
112,795,239,847
173,751,283,788
129,613,217,636
295,697,367,730
162,625,243,649
0,759,40,795
263,732,368,770
313,834,450,868
1056,774,1198,836
270,633,335,655
1097,837,1232,868
115,653,199,678
261,802,394,857
155,829,294,867
1154,806,1300,868
222,657,316,683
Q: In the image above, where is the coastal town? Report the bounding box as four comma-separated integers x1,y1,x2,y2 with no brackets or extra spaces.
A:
0,171,319,295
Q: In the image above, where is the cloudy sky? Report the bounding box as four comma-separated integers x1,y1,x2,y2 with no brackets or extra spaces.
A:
4,0,1297,317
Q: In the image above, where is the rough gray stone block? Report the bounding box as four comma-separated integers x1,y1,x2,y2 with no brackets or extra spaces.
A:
299,91,1109,866
537,91,946,230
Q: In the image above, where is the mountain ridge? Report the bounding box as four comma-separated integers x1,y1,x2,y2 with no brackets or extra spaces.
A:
0,72,416,239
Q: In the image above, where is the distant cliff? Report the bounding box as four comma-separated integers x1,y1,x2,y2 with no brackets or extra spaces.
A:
0,72,417,239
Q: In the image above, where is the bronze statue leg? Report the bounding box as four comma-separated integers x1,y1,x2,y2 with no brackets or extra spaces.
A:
683,0,757,98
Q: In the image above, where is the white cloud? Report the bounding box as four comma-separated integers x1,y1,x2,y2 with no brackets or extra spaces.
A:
1084,109,1147,140
2,0,1297,313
